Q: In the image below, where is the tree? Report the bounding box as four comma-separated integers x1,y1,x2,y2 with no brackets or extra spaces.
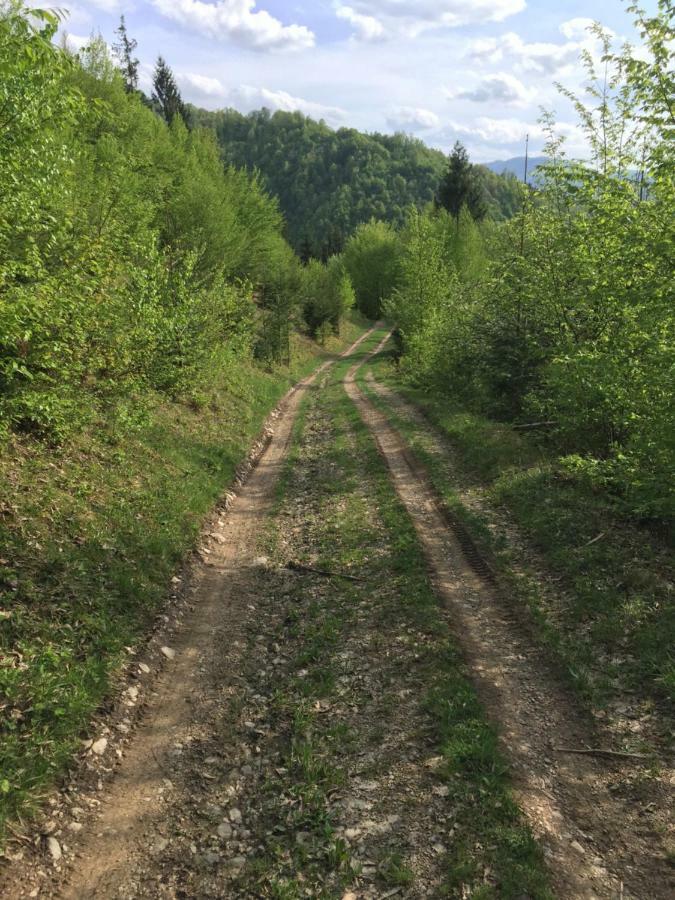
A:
437,141,487,224
152,56,188,126
112,15,138,93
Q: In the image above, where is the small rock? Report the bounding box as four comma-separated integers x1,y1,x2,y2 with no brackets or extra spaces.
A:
46,837,62,861
91,738,108,756
342,894,358,900
571,840,586,855
217,823,232,840
160,647,176,660
228,856,246,869
252,557,268,567
68,822,83,834
138,662,151,675
126,686,139,701
154,837,169,853
432,785,449,797
228,808,243,824
203,851,221,866
171,576,181,585
433,843,445,855
42,820,57,835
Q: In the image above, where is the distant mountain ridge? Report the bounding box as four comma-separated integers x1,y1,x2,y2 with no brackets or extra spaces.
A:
484,156,549,181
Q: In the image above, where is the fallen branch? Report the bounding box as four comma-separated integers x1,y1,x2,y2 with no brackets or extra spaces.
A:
284,561,365,582
579,532,606,549
512,421,557,430
553,746,650,761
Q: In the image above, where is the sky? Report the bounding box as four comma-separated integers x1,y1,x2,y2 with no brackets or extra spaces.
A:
58,0,658,162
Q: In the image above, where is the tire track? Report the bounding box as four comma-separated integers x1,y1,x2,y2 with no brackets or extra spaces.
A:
344,333,674,900
0,327,376,900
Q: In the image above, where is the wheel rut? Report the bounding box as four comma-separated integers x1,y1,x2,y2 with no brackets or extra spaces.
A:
344,333,674,900
0,328,376,900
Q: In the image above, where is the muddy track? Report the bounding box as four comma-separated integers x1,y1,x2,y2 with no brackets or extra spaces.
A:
0,328,376,900
344,334,674,900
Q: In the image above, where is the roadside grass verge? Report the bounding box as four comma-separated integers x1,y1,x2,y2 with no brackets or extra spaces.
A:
0,313,368,845
240,338,551,898
362,344,675,719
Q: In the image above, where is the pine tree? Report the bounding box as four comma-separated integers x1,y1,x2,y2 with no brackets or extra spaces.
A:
152,56,188,126
437,141,487,224
112,15,139,93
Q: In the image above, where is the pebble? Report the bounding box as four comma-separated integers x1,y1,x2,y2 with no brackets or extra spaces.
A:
160,646,176,660
68,822,83,833
91,738,108,756
203,852,221,866
228,808,243,824
228,856,247,869
217,823,233,840
46,837,62,861
138,662,151,675
154,838,169,853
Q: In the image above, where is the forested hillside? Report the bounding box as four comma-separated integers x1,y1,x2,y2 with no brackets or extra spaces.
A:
192,107,523,255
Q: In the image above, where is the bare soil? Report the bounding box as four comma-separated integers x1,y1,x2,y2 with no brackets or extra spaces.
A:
346,334,674,900
1,326,672,900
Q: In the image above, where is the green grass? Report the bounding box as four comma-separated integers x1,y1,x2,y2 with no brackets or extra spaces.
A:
0,313,369,844
362,345,675,717
238,334,552,898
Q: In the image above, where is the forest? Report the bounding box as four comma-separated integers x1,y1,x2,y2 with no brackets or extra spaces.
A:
192,106,524,256
0,0,673,896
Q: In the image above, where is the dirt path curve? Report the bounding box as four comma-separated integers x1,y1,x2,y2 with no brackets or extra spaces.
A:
0,328,375,900
344,333,674,900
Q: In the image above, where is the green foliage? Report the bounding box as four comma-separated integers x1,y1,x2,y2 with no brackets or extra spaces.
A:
190,107,522,255
0,6,307,440
342,220,402,318
437,141,488,223
386,5,674,522
152,55,188,126
299,257,355,340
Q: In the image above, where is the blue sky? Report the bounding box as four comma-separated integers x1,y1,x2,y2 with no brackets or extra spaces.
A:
60,1,658,161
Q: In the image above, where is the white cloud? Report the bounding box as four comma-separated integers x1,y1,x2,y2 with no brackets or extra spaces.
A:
467,19,614,76
468,32,580,74
151,0,315,52
336,0,525,39
559,17,597,40
438,115,584,155
448,73,534,106
335,4,385,42
386,106,440,131
62,32,92,52
178,73,346,124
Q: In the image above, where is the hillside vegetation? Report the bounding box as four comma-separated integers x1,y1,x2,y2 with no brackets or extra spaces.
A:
0,2,363,837
347,5,674,702
192,107,523,256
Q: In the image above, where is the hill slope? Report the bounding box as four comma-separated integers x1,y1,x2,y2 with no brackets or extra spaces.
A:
191,107,523,254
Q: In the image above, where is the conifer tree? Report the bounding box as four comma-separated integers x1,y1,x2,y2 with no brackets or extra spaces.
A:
437,141,487,224
112,15,139,93
152,56,188,126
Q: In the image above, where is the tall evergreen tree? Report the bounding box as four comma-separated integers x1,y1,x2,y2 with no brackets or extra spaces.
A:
112,15,139,93
437,141,487,223
152,56,188,126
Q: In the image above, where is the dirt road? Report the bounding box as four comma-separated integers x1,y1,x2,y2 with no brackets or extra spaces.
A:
1,326,672,899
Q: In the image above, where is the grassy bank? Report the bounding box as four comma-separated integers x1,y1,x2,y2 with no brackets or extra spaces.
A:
237,332,551,898
363,344,674,721
0,314,368,843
